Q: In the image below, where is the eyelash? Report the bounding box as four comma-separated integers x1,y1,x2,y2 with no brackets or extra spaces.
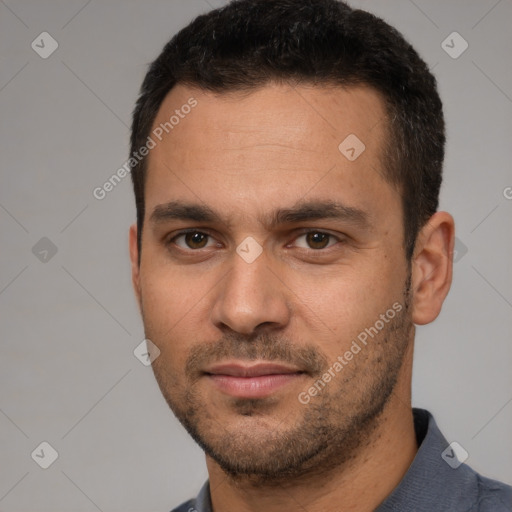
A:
167,229,344,252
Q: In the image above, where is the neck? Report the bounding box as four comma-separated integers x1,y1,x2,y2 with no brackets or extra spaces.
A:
205,344,417,512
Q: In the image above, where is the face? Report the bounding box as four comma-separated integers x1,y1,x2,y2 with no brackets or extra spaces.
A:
130,83,415,482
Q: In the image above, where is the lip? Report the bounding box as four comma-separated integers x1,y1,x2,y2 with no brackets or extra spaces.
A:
204,362,305,398
205,362,303,377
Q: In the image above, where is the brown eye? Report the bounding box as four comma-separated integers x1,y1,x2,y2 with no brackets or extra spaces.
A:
305,232,331,249
172,231,213,250
184,232,209,249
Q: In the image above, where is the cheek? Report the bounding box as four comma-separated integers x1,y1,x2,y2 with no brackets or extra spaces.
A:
291,255,404,351
139,265,207,359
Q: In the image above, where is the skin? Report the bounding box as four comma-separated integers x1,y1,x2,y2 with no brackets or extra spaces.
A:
129,83,455,511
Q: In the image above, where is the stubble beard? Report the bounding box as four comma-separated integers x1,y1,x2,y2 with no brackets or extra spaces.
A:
147,278,413,486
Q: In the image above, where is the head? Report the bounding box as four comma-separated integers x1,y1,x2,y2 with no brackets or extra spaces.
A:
129,0,454,483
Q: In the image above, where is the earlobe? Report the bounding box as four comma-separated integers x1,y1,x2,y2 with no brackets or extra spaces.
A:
129,224,142,308
411,212,455,325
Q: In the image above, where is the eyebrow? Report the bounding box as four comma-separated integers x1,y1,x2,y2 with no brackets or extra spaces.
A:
267,200,370,229
150,201,221,224
149,199,370,229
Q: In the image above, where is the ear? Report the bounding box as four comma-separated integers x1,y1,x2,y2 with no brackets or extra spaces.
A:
411,211,455,325
129,224,142,309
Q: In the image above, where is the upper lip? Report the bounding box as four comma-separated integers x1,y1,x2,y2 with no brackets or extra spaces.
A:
204,362,304,377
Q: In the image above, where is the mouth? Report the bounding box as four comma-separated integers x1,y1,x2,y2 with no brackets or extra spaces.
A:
203,362,307,398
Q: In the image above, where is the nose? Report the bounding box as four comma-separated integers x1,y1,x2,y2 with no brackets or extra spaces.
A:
210,246,291,335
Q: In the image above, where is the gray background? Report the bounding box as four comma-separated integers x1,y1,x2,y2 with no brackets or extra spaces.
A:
1,0,511,510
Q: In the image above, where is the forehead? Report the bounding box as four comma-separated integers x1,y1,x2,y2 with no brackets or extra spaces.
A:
151,82,388,154
144,82,399,227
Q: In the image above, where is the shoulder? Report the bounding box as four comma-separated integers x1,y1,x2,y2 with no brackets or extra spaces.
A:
377,409,511,511
471,473,512,511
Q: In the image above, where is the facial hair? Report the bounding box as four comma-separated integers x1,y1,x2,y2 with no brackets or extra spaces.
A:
147,276,413,486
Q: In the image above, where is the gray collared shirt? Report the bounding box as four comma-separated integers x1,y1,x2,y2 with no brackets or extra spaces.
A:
171,409,512,511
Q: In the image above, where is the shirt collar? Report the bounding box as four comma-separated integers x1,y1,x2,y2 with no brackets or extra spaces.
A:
376,408,479,511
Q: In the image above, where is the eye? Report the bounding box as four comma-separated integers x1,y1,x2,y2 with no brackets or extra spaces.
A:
171,231,216,250
293,231,339,250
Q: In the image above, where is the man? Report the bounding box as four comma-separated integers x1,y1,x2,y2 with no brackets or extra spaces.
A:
128,0,512,510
